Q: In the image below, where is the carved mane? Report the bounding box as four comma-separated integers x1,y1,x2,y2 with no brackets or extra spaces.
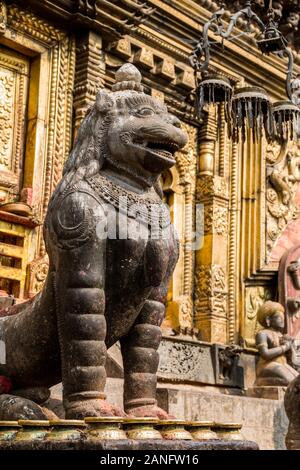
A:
63,94,112,178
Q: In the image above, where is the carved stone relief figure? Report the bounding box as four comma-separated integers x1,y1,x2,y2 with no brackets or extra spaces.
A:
255,301,298,386
266,140,300,258
279,243,300,342
243,286,273,348
285,374,300,450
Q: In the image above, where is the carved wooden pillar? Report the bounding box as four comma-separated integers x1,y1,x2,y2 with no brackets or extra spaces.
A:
164,123,197,335
73,30,105,134
194,106,229,343
198,107,217,176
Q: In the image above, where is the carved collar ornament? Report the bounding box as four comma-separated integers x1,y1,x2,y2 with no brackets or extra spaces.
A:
190,0,300,142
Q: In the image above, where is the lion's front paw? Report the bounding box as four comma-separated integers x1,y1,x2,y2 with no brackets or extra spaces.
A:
0,394,52,421
126,404,174,420
65,399,126,419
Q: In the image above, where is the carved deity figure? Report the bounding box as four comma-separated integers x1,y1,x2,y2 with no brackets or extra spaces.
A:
0,63,187,420
255,301,298,386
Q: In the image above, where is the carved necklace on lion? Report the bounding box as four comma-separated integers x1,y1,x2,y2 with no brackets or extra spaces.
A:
88,172,171,231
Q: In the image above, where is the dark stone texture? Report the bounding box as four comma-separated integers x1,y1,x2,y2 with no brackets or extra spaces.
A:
0,63,188,421
284,373,300,450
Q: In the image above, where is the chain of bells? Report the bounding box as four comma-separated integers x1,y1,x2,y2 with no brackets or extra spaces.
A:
197,82,300,143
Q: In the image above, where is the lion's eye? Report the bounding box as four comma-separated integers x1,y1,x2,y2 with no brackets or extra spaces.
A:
137,108,155,117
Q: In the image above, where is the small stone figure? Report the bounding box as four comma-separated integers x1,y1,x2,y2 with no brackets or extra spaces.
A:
255,301,298,386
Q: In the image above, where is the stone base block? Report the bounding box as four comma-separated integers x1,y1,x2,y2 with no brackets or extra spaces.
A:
0,439,258,451
156,386,288,450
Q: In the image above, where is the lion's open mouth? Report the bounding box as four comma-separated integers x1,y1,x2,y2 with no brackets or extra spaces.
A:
146,141,179,161
131,138,179,162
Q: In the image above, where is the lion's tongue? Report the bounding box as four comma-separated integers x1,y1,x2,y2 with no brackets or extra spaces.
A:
144,150,175,172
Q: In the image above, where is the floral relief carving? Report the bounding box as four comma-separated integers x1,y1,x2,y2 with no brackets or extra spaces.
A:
204,205,228,235
175,122,197,187
196,175,229,200
27,256,49,298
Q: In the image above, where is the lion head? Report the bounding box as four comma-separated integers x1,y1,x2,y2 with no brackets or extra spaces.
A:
62,64,187,190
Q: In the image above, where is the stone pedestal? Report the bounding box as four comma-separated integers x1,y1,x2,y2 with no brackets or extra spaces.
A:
155,386,288,450
0,439,258,451
246,386,286,401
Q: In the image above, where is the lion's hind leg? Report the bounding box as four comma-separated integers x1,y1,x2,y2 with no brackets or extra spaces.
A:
120,298,173,420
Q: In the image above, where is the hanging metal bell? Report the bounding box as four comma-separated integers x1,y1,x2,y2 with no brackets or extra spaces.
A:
196,74,232,120
273,100,300,141
257,26,287,54
231,86,273,142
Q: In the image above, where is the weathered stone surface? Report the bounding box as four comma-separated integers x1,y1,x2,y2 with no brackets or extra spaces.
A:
158,338,246,388
156,387,288,450
50,376,284,450
0,439,258,451
0,394,51,420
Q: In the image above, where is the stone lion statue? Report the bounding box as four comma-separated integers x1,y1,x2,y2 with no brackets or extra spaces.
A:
0,64,187,420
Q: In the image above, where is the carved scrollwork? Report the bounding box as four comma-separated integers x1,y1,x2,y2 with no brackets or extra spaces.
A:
175,123,197,187
158,340,206,380
0,73,13,167
222,0,300,51
204,205,228,235
7,5,65,44
243,286,273,348
27,256,49,298
194,264,227,317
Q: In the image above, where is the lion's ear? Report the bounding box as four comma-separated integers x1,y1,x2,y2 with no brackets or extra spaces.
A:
95,90,113,113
